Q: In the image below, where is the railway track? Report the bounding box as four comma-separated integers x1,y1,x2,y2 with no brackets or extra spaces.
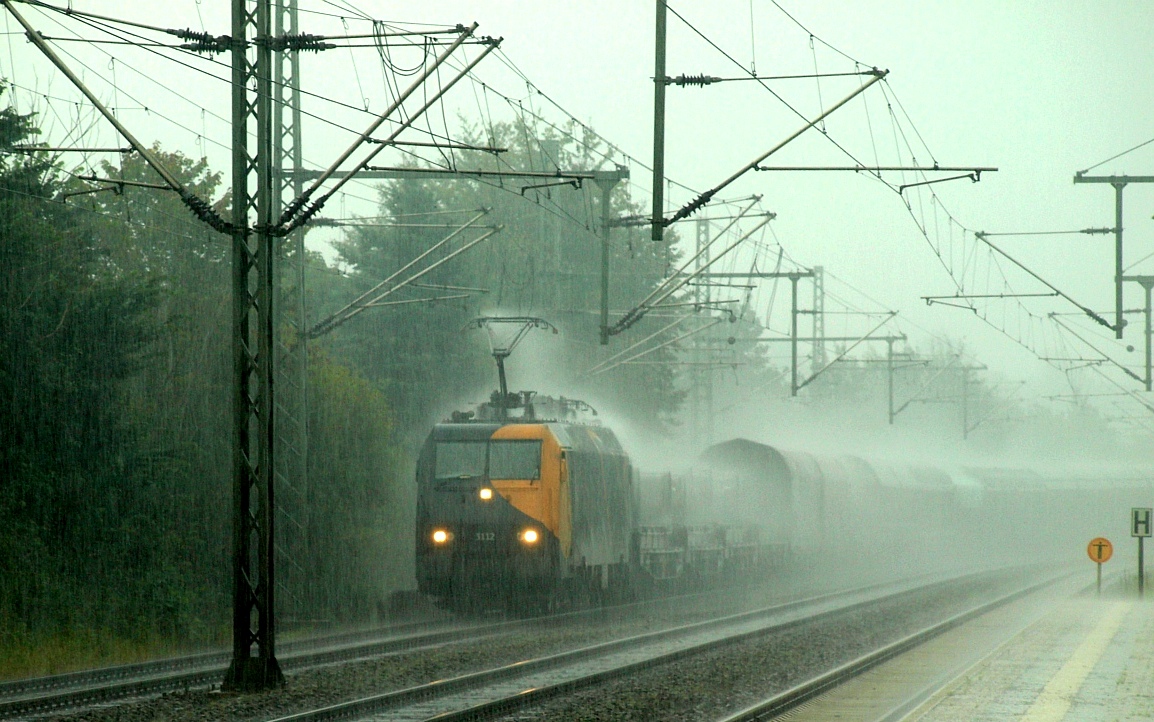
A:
0,616,506,720
259,568,1036,722
0,616,449,696
1,567,1049,721
0,571,864,720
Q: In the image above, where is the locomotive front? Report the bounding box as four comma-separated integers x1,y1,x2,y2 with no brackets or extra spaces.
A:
415,420,567,613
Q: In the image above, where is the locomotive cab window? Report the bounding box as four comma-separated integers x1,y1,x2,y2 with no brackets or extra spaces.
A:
434,441,487,479
489,439,542,481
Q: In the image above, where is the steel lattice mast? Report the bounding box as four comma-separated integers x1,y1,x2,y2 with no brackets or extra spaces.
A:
4,0,486,693
224,0,284,690
272,0,311,629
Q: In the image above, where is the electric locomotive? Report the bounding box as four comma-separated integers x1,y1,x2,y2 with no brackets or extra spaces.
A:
415,392,634,613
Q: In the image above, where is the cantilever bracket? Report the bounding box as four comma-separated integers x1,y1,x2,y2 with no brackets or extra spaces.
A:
924,299,979,312
899,171,979,194
521,178,581,196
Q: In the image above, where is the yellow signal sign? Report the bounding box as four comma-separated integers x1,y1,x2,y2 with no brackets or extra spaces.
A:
1087,537,1113,563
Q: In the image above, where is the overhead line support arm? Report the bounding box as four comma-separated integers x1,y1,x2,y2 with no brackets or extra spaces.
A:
2,0,230,232
795,314,899,394
1048,313,1144,385
306,210,491,338
753,165,997,173
665,70,879,85
661,70,887,229
974,231,1114,331
280,26,494,232
923,292,1059,305
1073,172,1154,339
591,318,726,376
623,198,759,322
283,22,476,214
892,355,958,420
610,204,769,336
898,172,981,194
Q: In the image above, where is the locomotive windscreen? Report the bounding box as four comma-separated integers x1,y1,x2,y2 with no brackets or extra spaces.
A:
434,441,486,478
433,438,543,481
489,439,542,480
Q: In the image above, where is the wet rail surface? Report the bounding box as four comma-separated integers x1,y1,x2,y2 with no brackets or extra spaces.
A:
0,617,476,720
0,616,449,696
0,566,1050,721
260,568,1047,722
0,611,602,720
0,571,884,720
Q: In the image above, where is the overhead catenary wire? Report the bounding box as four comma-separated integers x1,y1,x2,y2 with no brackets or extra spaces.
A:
1047,314,1141,384
973,231,1113,331
590,318,727,376
17,0,486,181
765,0,864,66
308,213,500,339
2,0,232,231
9,0,789,362
612,214,774,336
283,29,499,232
665,3,882,183
1079,135,1154,175
617,198,759,320
12,3,1136,416
866,79,1090,380
583,315,692,375
665,71,887,226
4,11,397,216
4,77,390,216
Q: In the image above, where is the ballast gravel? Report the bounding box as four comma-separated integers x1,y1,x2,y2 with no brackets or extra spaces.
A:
496,574,1037,722
24,567,1033,722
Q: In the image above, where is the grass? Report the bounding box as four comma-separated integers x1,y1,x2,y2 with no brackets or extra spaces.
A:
0,626,227,681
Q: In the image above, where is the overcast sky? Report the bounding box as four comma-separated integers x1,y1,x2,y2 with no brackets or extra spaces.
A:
4,1,1153,415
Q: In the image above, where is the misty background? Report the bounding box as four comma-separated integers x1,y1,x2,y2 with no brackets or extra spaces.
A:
1,0,1152,678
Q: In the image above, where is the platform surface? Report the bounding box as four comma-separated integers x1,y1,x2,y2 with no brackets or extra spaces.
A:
911,591,1154,722
779,579,1154,722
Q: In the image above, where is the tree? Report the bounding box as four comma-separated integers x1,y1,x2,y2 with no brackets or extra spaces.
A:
325,121,687,439
0,89,174,659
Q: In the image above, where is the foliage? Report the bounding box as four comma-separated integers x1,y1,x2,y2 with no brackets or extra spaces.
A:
304,346,405,621
0,92,171,660
0,91,411,677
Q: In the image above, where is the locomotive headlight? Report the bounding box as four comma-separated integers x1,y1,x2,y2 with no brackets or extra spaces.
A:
478,487,493,501
431,529,451,544
520,528,539,545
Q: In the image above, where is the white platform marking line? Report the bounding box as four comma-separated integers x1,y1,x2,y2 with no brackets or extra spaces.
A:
1019,601,1131,722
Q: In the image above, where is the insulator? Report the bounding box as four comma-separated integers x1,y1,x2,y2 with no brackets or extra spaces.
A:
172,28,212,41
180,191,233,234
273,34,336,52
673,74,721,87
174,30,231,54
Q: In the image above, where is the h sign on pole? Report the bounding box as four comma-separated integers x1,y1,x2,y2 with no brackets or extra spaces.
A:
1134,508,1152,536
1133,508,1152,598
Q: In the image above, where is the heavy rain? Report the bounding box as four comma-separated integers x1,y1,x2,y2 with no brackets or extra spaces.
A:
1,2,1153,720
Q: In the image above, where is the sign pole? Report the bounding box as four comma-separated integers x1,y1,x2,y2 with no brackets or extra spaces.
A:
1088,537,1114,598
1140,536,1145,599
